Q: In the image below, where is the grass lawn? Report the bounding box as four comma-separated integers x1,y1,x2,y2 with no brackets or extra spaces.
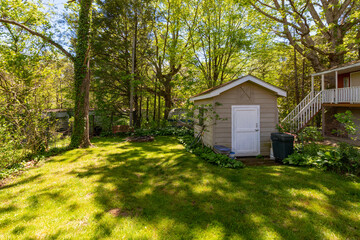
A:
1,136,360,240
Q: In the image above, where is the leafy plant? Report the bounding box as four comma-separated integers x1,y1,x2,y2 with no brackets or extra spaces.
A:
132,127,193,137
284,142,360,176
333,110,359,140
276,122,291,133
282,152,308,166
178,135,244,169
183,101,225,146
298,126,323,143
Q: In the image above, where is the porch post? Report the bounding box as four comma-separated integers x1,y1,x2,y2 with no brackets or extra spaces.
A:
335,71,338,103
321,74,325,91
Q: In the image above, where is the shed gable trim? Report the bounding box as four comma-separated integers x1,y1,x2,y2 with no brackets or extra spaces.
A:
189,75,286,101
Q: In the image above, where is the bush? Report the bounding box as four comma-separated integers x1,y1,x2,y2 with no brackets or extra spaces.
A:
133,126,193,137
298,126,323,143
284,142,360,176
283,152,309,166
178,135,244,169
333,110,359,139
0,120,24,169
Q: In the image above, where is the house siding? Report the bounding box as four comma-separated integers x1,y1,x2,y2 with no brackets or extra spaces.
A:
350,71,360,87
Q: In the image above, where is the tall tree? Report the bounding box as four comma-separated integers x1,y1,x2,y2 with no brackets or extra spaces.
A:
0,0,93,148
71,0,93,148
151,0,199,119
190,0,248,88
0,0,72,156
91,0,153,127
250,0,360,71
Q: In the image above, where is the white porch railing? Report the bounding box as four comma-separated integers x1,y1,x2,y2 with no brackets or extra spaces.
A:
282,86,360,132
322,86,360,104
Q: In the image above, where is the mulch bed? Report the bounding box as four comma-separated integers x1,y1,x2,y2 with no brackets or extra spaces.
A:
125,136,154,142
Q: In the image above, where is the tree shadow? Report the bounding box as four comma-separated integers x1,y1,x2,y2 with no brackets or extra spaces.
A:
0,174,43,190
68,137,360,239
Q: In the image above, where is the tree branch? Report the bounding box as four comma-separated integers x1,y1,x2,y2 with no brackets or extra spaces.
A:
0,18,74,61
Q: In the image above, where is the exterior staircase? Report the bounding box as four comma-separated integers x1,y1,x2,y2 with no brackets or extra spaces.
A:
282,86,360,132
282,91,323,132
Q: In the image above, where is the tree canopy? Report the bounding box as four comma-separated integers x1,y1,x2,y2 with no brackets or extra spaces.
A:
1,0,360,155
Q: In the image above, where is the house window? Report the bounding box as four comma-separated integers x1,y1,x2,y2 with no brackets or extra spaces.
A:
344,77,350,88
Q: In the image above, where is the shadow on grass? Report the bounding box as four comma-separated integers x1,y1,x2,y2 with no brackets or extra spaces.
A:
0,174,43,190
67,137,360,239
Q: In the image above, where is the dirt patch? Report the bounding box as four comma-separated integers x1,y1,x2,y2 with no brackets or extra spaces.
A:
109,208,130,217
125,136,154,142
108,207,143,217
321,137,360,147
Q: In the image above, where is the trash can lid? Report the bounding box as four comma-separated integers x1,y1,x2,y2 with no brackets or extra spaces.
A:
277,133,294,141
270,132,282,141
271,133,294,141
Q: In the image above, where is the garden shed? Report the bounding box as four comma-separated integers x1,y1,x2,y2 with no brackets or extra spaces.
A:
190,75,287,157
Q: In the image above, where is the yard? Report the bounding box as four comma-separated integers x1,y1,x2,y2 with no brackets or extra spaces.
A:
1,136,360,240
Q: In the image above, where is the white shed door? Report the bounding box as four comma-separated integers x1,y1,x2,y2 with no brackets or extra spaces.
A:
232,105,260,156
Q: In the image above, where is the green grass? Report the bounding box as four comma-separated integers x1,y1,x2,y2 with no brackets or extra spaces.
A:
1,136,360,240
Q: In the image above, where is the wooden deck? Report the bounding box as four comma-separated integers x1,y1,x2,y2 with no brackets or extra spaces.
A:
322,103,360,108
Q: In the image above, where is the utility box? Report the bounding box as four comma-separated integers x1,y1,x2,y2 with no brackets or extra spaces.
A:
271,133,294,162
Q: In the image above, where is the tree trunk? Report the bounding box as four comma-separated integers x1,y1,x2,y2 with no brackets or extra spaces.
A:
294,47,300,104
134,94,139,128
157,92,161,124
163,80,172,119
301,58,305,99
109,111,114,133
153,79,157,121
70,0,92,148
146,97,149,121
137,92,142,127
130,6,138,127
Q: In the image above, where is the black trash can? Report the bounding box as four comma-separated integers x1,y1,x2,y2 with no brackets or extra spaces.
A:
271,133,294,162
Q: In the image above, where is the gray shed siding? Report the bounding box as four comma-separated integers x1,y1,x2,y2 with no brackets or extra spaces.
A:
194,82,279,156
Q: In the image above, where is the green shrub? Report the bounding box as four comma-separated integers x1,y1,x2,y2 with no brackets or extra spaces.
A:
178,135,244,169
298,126,323,143
284,142,360,176
0,120,24,169
333,110,359,139
283,152,308,166
133,127,193,137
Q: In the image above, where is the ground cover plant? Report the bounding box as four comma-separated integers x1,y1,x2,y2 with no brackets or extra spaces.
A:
178,135,244,169
284,142,360,176
284,123,360,176
1,136,360,239
0,136,71,180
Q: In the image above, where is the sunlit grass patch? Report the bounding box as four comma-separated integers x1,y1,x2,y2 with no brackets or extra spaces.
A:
0,136,359,239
